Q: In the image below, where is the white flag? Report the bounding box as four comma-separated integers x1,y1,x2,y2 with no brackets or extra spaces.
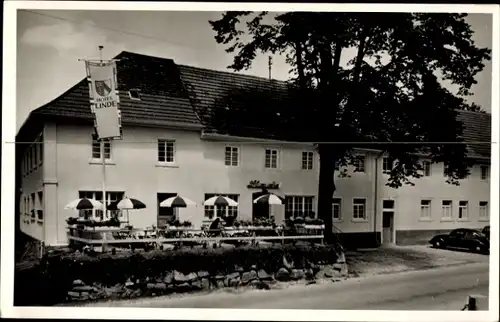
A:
86,60,122,139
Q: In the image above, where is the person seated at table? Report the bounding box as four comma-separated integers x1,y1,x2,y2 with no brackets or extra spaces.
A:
207,217,224,237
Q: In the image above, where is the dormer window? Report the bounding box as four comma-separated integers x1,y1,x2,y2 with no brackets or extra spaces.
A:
128,89,141,100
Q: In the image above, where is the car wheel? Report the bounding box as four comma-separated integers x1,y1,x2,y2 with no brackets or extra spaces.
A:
434,240,442,248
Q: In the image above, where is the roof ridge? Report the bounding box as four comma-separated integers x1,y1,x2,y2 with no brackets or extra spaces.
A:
178,64,289,86
115,50,173,62
455,108,491,116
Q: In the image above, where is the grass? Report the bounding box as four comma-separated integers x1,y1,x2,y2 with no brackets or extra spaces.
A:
346,247,441,277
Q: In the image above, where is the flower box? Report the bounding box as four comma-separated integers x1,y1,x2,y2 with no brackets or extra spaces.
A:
304,225,325,230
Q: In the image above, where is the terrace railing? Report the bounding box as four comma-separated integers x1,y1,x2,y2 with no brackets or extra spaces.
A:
66,225,325,252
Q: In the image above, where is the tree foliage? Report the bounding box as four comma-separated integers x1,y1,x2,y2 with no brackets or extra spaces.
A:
207,12,491,242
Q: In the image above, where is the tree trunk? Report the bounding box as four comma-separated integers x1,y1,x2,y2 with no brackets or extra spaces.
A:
317,145,336,244
295,40,306,90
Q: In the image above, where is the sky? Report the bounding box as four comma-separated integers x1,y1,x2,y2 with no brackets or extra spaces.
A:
16,10,493,132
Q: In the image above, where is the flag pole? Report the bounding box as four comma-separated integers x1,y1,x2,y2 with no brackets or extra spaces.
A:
98,45,107,223
98,45,109,252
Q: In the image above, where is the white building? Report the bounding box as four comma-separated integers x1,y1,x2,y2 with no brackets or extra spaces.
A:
16,51,491,248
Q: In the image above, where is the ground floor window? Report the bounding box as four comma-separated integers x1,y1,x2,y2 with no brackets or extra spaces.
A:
204,193,239,220
352,198,366,220
332,198,342,220
22,196,30,223
458,201,468,220
441,200,452,220
37,191,44,222
30,193,36,223
479,201,489,219
285,196,314,218
420,200,431,219
78,191,124,220
157,193,178,226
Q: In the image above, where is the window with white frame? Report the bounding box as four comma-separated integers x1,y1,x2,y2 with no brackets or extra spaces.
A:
225,146,239,166
420,200,431,219
158,139,175,163
285,196,314,218
458,201,468,220
352,198,366,220
265,149,279,169
332,198,342,220
30,193,36,222
37,191,44,222
422,161,431,177
204,194,239,219
382,157,393,174
92,134,111,160
353,156,365,172
479,201,489,219
441,200,452,219
129,89,141,100
480,165,489,180
302,151,314,170
78,191,124,220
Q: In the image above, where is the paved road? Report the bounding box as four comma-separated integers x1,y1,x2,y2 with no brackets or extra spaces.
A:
90,262,489,310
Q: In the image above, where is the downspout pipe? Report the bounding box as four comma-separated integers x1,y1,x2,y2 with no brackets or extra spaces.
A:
373,151,385,246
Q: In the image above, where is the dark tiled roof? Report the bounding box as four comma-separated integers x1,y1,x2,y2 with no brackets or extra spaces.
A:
178,64,294,140
31,51,201,127
456,109,491,158
22,51,491,159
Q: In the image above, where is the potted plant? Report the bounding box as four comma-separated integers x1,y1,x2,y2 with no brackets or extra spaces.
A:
294,216,305,226
66,217,79,226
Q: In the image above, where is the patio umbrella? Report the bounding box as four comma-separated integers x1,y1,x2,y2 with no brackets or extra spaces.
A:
160,195,197,208
203,196,238,207
203,196,238,220
117,197,146,223
253,193,284,205
65,198,103,210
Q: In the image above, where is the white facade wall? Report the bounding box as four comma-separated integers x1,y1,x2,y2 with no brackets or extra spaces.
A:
19,122,490,246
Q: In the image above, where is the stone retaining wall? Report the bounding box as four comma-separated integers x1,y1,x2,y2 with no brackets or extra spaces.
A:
63,249,347,304
66,259,348,303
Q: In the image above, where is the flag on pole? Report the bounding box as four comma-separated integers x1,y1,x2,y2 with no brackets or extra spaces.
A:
85,60,122,140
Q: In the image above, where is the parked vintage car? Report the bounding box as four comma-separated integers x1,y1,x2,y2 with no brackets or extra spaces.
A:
482,226,490,240
429,228,489,254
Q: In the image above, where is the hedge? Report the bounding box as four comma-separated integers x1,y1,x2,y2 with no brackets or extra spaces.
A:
15,244,339,306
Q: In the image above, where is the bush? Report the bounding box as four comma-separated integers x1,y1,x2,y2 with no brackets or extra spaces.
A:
66,217,121,228
166,219,182,227
252,217,276,227
305,217,324,225
16,244,339,306
181,221,192,227
294,217,305,225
